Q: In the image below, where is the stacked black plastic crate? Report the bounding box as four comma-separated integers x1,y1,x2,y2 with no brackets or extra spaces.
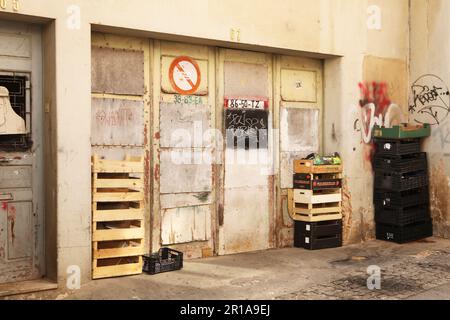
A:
373,131,433,244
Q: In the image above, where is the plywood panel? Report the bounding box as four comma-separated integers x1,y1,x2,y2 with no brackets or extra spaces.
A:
224,62,268,98
91,46,145,95
160,102,211,148
160,150,213,194
161,206,211,245
280,106,320,152
161,56,208,95
281,69,317,102
91,98,144,146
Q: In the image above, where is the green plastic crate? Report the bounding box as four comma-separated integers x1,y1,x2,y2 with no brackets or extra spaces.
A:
373,124,431,140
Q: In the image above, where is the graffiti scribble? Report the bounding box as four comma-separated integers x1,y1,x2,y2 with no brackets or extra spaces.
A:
409,74,450,126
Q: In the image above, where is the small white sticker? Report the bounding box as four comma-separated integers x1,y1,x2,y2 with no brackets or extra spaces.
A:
384,143,392,150
305,237,310,244
306,224,311,231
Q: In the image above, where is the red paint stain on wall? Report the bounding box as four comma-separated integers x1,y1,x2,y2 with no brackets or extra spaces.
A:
154,131,160,140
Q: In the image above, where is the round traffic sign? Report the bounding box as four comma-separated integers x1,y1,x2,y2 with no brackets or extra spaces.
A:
169,56,201,95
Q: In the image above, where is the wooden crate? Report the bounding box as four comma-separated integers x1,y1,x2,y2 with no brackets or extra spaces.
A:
92,155,145,280
288,189,342,222
293,189,342,204
294,159,343,174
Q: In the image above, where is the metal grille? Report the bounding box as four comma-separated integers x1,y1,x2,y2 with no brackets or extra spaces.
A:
0,74,32,151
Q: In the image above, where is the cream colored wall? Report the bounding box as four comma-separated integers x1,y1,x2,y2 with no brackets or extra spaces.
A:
410,0,450,237
0,0,411,283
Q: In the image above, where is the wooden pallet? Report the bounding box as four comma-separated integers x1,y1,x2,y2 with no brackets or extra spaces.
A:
92,155,145,280
294,159,343,174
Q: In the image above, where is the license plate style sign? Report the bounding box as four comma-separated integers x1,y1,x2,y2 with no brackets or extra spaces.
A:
225,98,268,110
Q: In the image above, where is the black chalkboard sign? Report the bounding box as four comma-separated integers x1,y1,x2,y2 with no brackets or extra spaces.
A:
225,109,269,149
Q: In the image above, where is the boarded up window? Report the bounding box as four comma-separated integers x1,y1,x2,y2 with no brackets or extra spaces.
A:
160,150,213,194
91,47,145,96
281,69,317,102
159,103,211,148
91,98,144,146
224,62,268,98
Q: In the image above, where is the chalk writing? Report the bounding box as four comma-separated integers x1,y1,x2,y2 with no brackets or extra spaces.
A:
225,109,268,149
409,74,450,125
95,107,135,127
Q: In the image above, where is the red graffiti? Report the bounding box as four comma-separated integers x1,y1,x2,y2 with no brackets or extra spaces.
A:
1,202,7,210
359,82,391,115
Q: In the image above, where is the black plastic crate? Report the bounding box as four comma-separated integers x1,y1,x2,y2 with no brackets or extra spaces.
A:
376,220,433,244
374,138,421,156
375,204,431,226
373,153,427,174
294,220,342,250
374,170,428,191
374,188,430,208
293,173,342,190
143,248,183,275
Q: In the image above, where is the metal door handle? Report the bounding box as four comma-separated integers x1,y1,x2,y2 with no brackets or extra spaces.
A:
0,193,13,201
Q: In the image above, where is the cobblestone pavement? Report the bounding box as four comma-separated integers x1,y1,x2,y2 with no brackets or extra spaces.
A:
277,249,450,300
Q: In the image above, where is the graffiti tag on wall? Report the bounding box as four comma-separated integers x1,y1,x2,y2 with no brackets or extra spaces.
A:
409,74,450,125
354,82,404,144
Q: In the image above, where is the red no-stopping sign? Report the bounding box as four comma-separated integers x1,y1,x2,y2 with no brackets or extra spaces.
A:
169,56,201,95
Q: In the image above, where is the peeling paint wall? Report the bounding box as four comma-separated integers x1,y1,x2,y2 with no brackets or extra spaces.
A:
0,0,419,284
410,0,450,238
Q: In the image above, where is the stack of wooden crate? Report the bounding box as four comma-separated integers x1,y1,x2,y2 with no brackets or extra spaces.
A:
92,155,145,279
288,159,343,250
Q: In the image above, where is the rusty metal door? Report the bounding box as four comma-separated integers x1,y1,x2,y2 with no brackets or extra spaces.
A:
0,22,44,284
217,49,275,255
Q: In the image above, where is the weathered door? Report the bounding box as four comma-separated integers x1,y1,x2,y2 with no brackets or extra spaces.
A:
0,22,44,284
218,49,275,255
275,55,324,247
154,41,216,259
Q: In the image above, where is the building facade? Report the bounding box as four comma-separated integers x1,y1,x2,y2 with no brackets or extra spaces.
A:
0,0,448,287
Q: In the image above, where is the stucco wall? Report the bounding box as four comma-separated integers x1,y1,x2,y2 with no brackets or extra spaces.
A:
0,0,412,284
410,0,450,237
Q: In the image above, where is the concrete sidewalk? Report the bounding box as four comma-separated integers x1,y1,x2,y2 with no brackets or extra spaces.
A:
4,237,450,300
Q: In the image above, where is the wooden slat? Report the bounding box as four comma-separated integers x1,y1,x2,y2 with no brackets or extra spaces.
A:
93,261,142,279
93,208,144,222
295,206,342,215
94,246,144,259
93,227,144,241
293,213,343,223
92,158,144,173
294,189,342,204
94,178,143,190
93,192,144,202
